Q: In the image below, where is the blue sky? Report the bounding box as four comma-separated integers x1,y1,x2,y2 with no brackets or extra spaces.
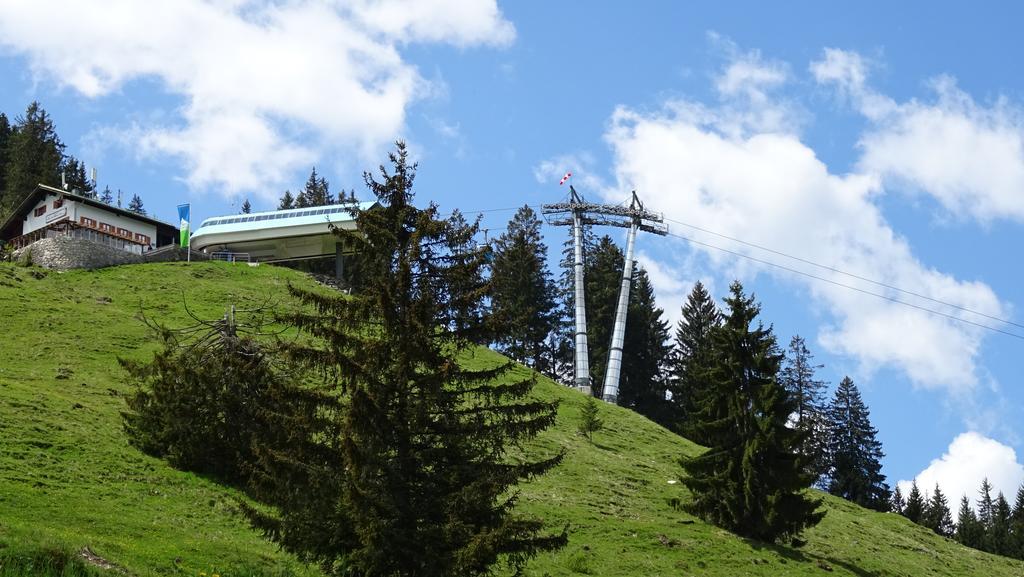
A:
2,1,1023,504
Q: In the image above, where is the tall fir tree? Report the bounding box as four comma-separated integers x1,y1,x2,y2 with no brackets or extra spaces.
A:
0,112,10,207
278,189,295,210
252,142,566,576
681,281,823,543
923,484,954,537
668,281,721,440
1011,484,1024,560
241,199,252,214
780,335,829,484
890,485,906,515
825,376,890,511
904,481,925,524
300,167,334,207
956,494,984,550
99,185,114,205
978,478,995,532
991,492,1013,556
617,267,672,425
3,102,64,216
490,205,558,368
583,235,624,398
127,193,146,215
62,156,94,196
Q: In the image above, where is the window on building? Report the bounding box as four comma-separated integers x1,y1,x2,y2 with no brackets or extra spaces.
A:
34,206,46,217
53,199,64,209
80,217,97,228
99,223,113,233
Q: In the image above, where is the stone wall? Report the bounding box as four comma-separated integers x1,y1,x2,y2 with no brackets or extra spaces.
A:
13,236,144,271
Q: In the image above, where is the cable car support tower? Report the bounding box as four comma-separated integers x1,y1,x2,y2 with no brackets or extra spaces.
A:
542,188,667,403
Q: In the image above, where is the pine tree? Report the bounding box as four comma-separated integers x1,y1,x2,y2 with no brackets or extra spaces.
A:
241,199,252,214
127,193,146,215
992,492,1013,556
300,167,334,207
3,102,64,216
0,113,11,206
890,485,906,515
923,484,954,537
278,189,295,210
99,185,114,205
62,156,94,196
577,396,603,443
253,142,566,576
681,281,823,543
1011,484,1024,560
978,478,995,531
617,267,672,425
490,205,558,368
583,235,625,398
956,494,983,549
668,281,721,440
905,481,925,524
780,335,829,484
826,376,890,511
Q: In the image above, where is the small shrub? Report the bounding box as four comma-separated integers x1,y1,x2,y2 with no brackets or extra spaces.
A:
121,316,289,486
565,550,593,575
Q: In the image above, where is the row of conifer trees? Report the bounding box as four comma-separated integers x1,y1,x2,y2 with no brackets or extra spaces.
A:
893,478,1024,559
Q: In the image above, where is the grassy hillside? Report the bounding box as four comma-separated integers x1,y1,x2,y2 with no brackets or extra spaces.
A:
0,261,1021,576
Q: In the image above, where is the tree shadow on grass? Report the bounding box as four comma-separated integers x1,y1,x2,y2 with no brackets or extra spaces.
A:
746,539,882,577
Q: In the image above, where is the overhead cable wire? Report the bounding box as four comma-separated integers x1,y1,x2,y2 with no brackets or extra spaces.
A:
662,215,1024,331
663,229,1024,341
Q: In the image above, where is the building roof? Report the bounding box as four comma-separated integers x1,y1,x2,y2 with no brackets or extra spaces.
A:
0,183,180,241
191,201,377,239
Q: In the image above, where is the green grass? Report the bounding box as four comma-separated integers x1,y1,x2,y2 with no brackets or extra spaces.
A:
1,260,1022,576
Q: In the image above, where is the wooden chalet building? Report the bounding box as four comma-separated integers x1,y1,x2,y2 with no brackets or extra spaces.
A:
0,184,179,254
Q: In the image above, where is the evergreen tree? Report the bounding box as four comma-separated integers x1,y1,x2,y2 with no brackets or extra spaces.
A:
300,167,334,206
241,199,252,214
978,478,995,531
490,205,558,368
904,481,925,524
826,376,890,511
99,185,114,205
127,193,146,215
278,189,295,210
923,484,954,537
681,281,823,543
668,281,721,440
1011,484,1024,559
956,494,984,550
991,492,1013,556
253,142,566,576
577,396,603,443
617,267,672,425
62,156,94,196
3,102,64,216
0,113,10,206
583,235,624,398
890,485,906,515
780,335,829,484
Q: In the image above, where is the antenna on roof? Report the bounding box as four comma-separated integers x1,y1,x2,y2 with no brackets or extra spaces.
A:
90,167,97,189
61,172,68,191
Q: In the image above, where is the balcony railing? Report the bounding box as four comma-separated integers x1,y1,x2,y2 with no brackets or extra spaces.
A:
10,221,147,255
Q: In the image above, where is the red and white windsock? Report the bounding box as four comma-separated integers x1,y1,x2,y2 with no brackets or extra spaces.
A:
559,171,572,186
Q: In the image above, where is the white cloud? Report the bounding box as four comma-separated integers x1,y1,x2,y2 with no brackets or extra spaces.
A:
602,77,1004,391
813,48,1024,223
0,0,514,199
898,432,1024,506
